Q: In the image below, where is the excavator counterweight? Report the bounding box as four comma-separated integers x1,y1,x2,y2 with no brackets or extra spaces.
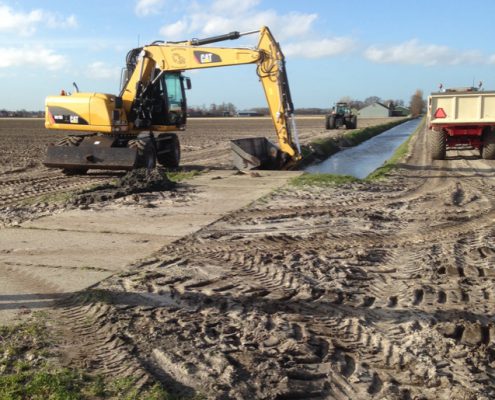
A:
43,26,301,173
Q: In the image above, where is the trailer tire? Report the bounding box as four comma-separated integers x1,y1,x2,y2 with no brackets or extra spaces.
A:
481,129,495,160
156,133,180,168
429,129,446,160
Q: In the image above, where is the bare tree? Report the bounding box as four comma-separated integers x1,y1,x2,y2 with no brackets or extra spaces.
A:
409,90,425,117
339,96,353,104
364,96,382,106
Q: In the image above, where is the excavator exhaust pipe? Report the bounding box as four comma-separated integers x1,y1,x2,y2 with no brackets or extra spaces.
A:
230,137,281,170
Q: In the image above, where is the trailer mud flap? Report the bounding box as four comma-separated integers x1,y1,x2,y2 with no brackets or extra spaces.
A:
230,137,280,170
43,146,138,170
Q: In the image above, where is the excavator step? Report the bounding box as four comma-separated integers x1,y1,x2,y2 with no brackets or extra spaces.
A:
43,145,138,171
230,137,280,170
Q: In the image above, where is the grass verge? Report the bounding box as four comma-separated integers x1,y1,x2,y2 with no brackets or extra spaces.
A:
0,315,196,399
292,117,424,187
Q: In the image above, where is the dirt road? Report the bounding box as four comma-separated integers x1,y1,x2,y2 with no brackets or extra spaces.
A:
2,117,494,399
53,125,495,399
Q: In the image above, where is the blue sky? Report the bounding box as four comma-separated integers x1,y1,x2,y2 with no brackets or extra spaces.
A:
1,0,495,110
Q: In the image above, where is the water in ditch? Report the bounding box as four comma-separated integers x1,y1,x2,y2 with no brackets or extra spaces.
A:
305,118,422,178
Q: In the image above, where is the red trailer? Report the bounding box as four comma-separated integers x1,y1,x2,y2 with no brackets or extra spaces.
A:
428,87,495,160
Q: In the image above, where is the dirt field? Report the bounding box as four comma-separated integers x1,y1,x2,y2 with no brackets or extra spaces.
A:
2,117,495,399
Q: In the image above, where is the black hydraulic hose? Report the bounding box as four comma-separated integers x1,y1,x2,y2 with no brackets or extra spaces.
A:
279,59,294,114
190,31,241,46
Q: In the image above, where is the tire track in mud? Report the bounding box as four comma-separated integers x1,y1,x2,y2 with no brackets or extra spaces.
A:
0,171,112,206
50,125,495,399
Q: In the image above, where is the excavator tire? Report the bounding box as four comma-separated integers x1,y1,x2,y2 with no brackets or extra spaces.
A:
56,136,88,175
157,133,181,168
128,137,157,170
481,128,495,160
429,129,446,160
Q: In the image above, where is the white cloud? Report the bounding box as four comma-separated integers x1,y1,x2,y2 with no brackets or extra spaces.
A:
0,4,77,36
45,13,78,29
364,39,484,66
0,46,67,70
86,62,121,80
159,19,188,38
135,0,166,17
211,0,261,15
284,37,355,59
159,1,319,42
156,0,350,60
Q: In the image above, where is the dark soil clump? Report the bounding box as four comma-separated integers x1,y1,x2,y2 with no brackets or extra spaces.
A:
72,168,176,206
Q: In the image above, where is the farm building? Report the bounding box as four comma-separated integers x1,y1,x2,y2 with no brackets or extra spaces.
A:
358,102,410,118
392,106,411,117
358,102,392,118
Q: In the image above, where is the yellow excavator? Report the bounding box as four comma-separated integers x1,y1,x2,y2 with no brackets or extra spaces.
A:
44,26,301,174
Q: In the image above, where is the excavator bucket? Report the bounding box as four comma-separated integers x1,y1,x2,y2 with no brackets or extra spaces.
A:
230,137,280,170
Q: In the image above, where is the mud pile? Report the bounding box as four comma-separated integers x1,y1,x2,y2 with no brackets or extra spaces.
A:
71,168,176,206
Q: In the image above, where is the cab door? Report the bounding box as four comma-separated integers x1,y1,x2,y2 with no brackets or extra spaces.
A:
163,73,187,126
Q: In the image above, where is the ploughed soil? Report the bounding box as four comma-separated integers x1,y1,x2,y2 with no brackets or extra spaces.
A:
2,117,495,399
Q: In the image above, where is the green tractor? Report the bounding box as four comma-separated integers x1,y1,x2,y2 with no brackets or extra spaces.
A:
325,102,357,130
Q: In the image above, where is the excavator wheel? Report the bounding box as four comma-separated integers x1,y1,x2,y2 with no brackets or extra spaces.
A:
56,135,84,147
56,135,88,175
481,128,495,160
128,137,157,170
156,133,181,168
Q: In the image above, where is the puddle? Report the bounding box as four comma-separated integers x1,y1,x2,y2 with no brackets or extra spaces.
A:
305,119,421,178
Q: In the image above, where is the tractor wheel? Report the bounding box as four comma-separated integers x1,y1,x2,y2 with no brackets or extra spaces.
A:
157,134,181,168
481,128,495,160
325,116,331,130
429,129,446,160
129,137,157,170
328,116,336,129
350,116,357,129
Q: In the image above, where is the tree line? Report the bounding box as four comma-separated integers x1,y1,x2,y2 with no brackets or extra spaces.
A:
0,109,44,118
188,89,425,117
2,90,426,119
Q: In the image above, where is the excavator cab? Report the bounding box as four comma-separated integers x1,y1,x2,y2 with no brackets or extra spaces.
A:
148,72,188,127
130,70,188,129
